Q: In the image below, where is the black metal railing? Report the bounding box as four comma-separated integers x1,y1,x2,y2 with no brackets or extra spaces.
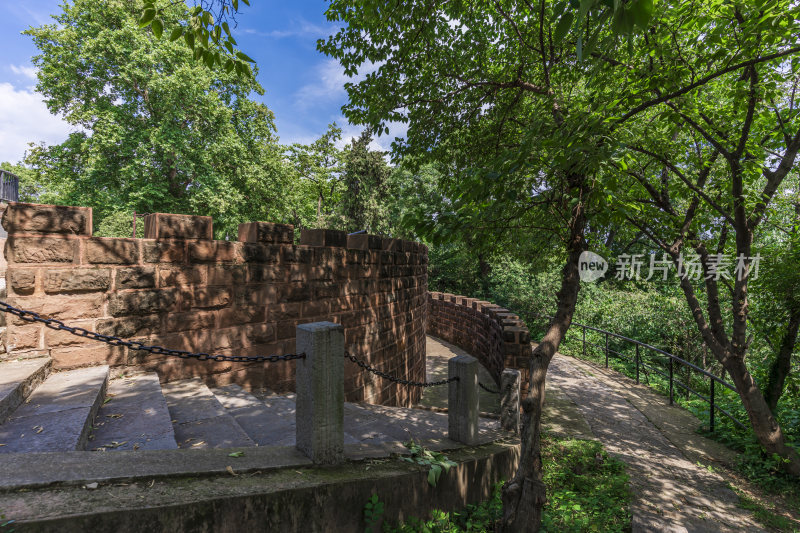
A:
0,169,20,202
535,315,746,431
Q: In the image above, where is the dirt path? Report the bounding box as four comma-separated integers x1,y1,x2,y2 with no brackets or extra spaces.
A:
548,353,764,532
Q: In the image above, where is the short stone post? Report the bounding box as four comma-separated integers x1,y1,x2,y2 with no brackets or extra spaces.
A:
295,322,344,465
500,369,521,434
448,354,479,445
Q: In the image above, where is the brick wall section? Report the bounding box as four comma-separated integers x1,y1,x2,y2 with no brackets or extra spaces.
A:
1,203,428,407
426,291,532,395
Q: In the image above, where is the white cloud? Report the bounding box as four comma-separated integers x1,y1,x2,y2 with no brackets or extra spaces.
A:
9,64,37,81
242,19,338,39
0,82,73,163
295,59,382,111
336,119,408,154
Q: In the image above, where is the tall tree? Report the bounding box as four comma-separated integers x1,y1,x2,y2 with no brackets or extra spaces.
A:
23,0,292,237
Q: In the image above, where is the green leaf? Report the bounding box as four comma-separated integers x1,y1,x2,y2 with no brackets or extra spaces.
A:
236,51,255,63
184,31,195,49
222,21,231,37
554,13,575,44
228,451,245,458
169,27,183,41
427,468,437,486
151,18,163,39
138,8,156,28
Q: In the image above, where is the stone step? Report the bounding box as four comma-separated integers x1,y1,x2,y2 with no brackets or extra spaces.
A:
212,384,297,447
162,378,255,449
0,357,52,423
0,365,109,453
89,373,178,451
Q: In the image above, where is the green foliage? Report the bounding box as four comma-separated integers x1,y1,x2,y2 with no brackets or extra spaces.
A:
0,510,14,532
0,162,43,203
384,435,630,532
138,0,255,77
364,494,385,533
400,441,458,488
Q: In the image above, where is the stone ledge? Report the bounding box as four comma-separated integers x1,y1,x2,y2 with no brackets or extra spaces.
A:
0,439,519,532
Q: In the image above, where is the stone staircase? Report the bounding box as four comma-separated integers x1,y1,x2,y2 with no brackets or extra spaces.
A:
0,357,490,455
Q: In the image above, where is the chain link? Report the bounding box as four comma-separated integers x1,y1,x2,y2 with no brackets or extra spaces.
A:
478,382,500,394
344,350,458,388
0,301,305,363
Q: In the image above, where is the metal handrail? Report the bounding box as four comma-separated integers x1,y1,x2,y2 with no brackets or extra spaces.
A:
532,314,747,431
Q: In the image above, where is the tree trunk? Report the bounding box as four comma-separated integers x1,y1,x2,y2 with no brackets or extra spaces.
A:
764,310,800,412
723,353,800,476
501,199,586,532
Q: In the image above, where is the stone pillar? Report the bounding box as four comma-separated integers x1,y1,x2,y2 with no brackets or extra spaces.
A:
500,369,521,434
448,354,479,444
295,321,344,464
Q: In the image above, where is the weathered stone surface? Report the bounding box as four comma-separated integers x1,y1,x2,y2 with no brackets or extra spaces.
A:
91,373,178,451
161,378,255,449
500,369,520,434
143,240,184,263
192,286,231,309
5,295,104,326
164,311,215,333
0,357,51,422
143,213,212,240
0,365,108,453
96,315,161,338
109,289,178,317
295,322,345,465
188,241,239,262
85,238,138,264
116,267,156,289
7,269,36,294
159,266,205,287
346,233,383,250
1,202,91,236
238,222,294,244
300,228,347,247
6,324,41,350
44,268,111,294
7,236,76,264
448,354,479,445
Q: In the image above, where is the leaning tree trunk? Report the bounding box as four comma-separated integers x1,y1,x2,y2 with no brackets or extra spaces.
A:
723,354,800,476
501,199,586,532
764,310,800,412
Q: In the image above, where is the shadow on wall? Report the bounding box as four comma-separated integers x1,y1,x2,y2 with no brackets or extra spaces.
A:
1,202,429,407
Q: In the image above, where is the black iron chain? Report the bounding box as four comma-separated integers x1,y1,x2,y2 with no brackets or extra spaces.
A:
344,350,458,388
0,301,305,363
478,382,500,394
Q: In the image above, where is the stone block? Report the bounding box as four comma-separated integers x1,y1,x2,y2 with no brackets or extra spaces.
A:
295,321,344,464
85,238,139,264
192,286,231,309
5,295,103,325
143,213,212,240
6,324,41,351
164,311,215,332
1,202,92,236
159,266,205,287
346,233,383,250
448,354,479,445
6,236,76,264
238,222,294,244
109,289,178,317
143,240,185,263
44,268,111,294
116,266,156,289
8,269,36,294
96,315,161,338
300,228,347,247
188,241,239,262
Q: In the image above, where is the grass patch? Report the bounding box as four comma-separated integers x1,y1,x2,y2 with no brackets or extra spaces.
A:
730,485,799,532
379,433,631,532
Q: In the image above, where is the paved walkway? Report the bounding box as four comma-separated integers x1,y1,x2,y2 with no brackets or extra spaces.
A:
424,336,764,533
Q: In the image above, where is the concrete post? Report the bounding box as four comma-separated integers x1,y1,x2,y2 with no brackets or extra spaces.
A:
448,354,479,444
500,369,521,434
295,322,344,464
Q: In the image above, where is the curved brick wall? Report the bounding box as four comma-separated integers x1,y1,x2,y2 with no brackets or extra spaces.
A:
1,203,427,407
426,292,532,392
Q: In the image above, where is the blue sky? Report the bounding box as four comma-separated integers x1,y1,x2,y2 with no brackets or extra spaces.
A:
0,0,398,163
